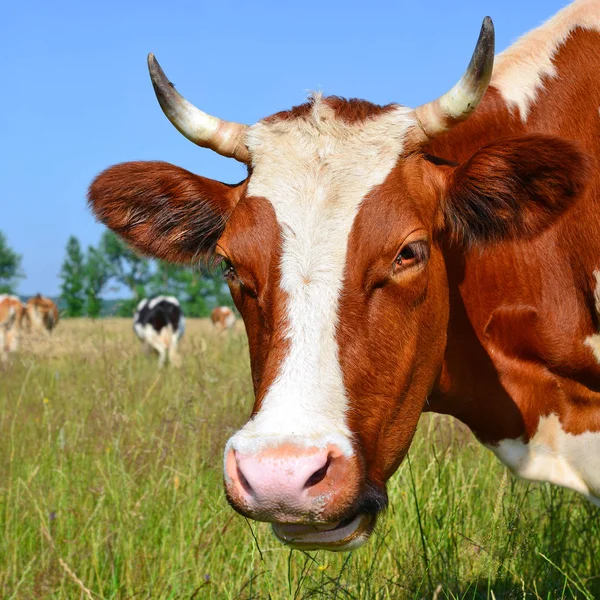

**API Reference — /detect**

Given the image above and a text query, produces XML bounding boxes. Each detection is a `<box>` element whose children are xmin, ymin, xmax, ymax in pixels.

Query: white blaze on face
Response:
<box><xmin>492</xmin><ymin>0</ymin><xmax>600</xmax><ymax>121</ymax></box>
<box><xmin>487</xmin><ymin>413</ymin><xmax>600</xmax><ymax>506</ymax></box>
<box><xmin>226</xmin><ymin>97</ymin><xmax>416</xmax><ymax>457</ymax></box>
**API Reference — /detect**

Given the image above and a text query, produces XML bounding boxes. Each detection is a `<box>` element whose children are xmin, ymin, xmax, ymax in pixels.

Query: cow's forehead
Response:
<box><xmin>246</xmin><ymin>97</ymin><xmax>416</xmax><ymax>205</ymax></box>
<box><xmin>244</xmin><ymin>97</ymin><xmax>418</xmax><ymax>273</ymax></box>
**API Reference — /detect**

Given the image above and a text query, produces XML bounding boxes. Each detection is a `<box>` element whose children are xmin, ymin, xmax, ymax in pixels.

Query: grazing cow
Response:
<box><xmin>133</xmin><ymin>296</ymin><xmax>185</xmax><ymax>367</ymax></box>
<box><xmin>211</xmin><ymin>306</ymin><xmax>236</xmax><ymax>331</ymax></box>
<box><xmin>0</xmin><ymin>295</ymin><xmax>25</xmax><ymax>361</ymax></box>
<box><xmin>89</xmin><ymin>0</ymin><xmax>600</xmax><ymax>551</ymax></box>
<box><xmin>24</xmin><ymin>294</ymin><xmax>59</xmax><ymax>334</ymax></box>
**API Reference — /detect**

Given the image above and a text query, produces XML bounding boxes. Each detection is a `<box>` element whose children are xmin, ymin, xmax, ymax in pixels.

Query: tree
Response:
<box><xmin>59</xmin><ymin>236</ymin><xmax>85</xmax><ymax>317</ymax></box>
<box><xmin>99</xmin><ymin>231</ymin><xmax>150</xmax><ymax>316</ymax></box>
<box><xmin>201</xmin><ymin>265</ymin><xmax>234</xmax><ymax>308</ymax></box>
<box><xmin>85</xmin><ymin>245</ymin><xmax>110</xmax><ymax>318</ymax></box>
<box><xmin>93</xmin><ymin>230</ymin><xmax>234</xmax><ymax>318</ymax></box>
<box><xmin>0</xmin><ymin>231</ymin><xmax>24</xmax><ymax>294</ymax></box>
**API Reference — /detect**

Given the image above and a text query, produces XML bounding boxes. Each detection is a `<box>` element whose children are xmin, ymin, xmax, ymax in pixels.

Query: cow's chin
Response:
<box><xmin>271</xmin><ymin>512</ymin><xmax>375</xmax><ymax>551</ymax></box>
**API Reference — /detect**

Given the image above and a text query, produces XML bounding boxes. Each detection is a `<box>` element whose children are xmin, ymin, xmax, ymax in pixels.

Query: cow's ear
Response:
<box><xmin>440</xmin><ymin>135</ymin><xmax>590</xmax><ymax>245</ymax></box>
<box><xmin>88</xmin><ymin>161</ymin><xmax>243</xmax><ymax>263</ymax></box>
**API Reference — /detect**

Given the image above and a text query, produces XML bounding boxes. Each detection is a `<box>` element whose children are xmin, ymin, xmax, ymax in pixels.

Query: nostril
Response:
<box><xmin>304</xmin><ymin>455</ymin><xmax>332</xmax><ymax>489</ymax></box>
<box><xmin>236</xmin><ymin>463</ymin><xmax>253</xmax><ymax>496</ymax></box>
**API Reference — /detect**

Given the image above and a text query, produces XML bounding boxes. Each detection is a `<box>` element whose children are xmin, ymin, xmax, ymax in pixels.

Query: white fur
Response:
<box><xmin>584</xmin><ymin>269</ymin><xmax>600</xmax><ymax>362</ymax></box>
<box><xmin>0</xmin><ymin>296</ymin><xmax>22</xmax><ymax>358</ymax></box>
<box><xmin>492</xmin><ymin>0</ymin><xmax>600</xmax><ymax>120</ymax></box>
<box><xmin>487</xmin><ymin>413</ymin><xmax>600</xmax><ymax>506</ymax></box>
<box><xmin>226</xmin><ymin>97</ymin><xmax>416</xmax><ymax>458</ymax></box>
<box><xmin>27</xmin><ymin>307</ymin><xmax>44</xmax><ymax>331</ymax></box>
<box><xmin>139</xmin><ymin>323</ymin><xmax>170</xmax><ymax>367</ymax></box>
<box><xmin>224</xmin><ymin>313</ymin><xmax>235</xmax><ymax>329</ymax></box>
<box><xmin>136</xmin><ymin>298</ymin><xmax>149</xmax><ymax>312</ymax></box>
<box><xmin>133</xmin><ymin>297</ymin><xmax>184</xmax><ymax>367</ymax></box>
<box><xmin>135</xmin><ymin>321</ymin><xmax>183</xmax><ymax>367</ymax></box>
<box><xmin>0</xmin><ymin>303</ymin><xmax>15</xmax><ymax>361</ymax></box>
<box><xmin>148</xmin><ymin>295</ymin><xmax>179</xmax><ymax>310</ymax></box>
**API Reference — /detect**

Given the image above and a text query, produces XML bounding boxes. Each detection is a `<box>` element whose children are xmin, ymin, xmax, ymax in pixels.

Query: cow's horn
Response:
<box><xmin>148</xmin><ymin>54</ymin><xmax>250</xmax><ymax>163</ymax></box>
<box><xmin>412</xmin><ymin>17</ymin><xmax>495</xmax><ymax>144</ymax></box>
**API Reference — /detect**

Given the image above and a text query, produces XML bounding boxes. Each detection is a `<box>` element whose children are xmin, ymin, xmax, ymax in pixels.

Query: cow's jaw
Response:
<box><xmin>272</xmin><ymin>512</ymin><xmax>375</xmax><ymax>551</ymax></box>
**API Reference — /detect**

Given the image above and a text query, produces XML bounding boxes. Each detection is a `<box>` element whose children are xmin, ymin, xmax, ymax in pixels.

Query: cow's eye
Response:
<box><xmin>221</xmin><ymin>258</ymin><xmax>237</xmax><ymax>281</ymax></box>
<box><xmin>394</xmin><ymin>241</ymin><xmax>429</xmax><ymax>270</ymax></box>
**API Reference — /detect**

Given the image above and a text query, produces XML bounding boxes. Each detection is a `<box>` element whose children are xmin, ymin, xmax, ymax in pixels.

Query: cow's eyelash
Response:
<box><xmin>220</xmin><ymin>258</ymin><xmax>237</xmax><ymax>281</ymax></box>
<box><xmin>394</xmin><ymin>241</ymin><xmax>430</xmax><ymax>268</ymax></box>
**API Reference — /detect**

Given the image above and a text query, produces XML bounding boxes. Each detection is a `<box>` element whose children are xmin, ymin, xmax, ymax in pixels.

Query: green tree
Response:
<box><xmin>59</xmin><ymin>236</ymin><xmax>86</xmax><ymax>317</ymax></box>
<box><xmin>85</xmin><ymin>245</ymin><xmax>110</xmax><ymax>318</ymax></box>
<box><xmin>202</xmin><ymin>266</ymin><xmax>234</xmax><ymax>308</ymax></box>
<box><xmin>99</xmin><ymin>231</ymin><xmax>150</xmax><ymax>316</ymax></box>
<box><xmin>0</xmin><ymin>231</ymin><xmax>24</xmax><ymax>294</ymax></box>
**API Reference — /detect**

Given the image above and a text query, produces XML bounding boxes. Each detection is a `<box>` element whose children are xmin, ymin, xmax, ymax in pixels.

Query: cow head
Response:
<box><xmin>88</xmin><ymin>19</ymin><xmax>588</xmax><ymax>550</ymax></box>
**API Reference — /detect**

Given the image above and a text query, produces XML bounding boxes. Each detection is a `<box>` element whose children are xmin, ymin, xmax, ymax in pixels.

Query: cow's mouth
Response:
<box><xmin>272</xmin><ymin>512</ymin><xmax>375</xmax><ymax>551</ymax></box>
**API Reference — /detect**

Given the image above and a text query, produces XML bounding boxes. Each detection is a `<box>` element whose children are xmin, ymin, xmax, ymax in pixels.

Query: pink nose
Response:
<box><xmin>225</xmin><ymin>444</ymin><xmax>360</xmax><ymax>522</ymax></box>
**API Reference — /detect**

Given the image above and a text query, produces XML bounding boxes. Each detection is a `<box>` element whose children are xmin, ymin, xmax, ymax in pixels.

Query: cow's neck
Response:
<box><xmin>422</xmin><ymin>14</ymin><xmax>600</xmax><ymax>446</ymax></box>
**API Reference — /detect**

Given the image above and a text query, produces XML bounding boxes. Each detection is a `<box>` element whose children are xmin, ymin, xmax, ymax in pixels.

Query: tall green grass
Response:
<box><xmin>1</xmin><ymin>319</ymin><xmax>599</xmax><ymax>599</ymax></box>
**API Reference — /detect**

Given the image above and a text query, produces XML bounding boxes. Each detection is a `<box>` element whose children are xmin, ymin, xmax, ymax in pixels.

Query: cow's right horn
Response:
<box><xmin>148</xmin><ymin>54</ymin><xmax>250</xmax><ymax>164</ymax></box>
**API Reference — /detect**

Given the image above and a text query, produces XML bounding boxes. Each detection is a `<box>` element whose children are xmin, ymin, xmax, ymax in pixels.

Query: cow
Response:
<box><xmin>89</xmin><ymin>0</ymin><xmax>600</xmax><ymax>551</ymax></box>
<box><xmin>23</xmin><ymin>294</ymin><xmax>59</xmax><ymax>335</ymax></box>
<box><xmin>133</xmin><ymin>296</ymin><xmax>185</xmax><ymax>367</ymax></box>
<box><xmin>0</xmin><ymin>295</ymin><xmax>25</xmax><ymax>361</ymax></box>
<box><xmin>211</xmin><ymin>306</ymin><xmax>236</xmax><ymax>331</ymax></box>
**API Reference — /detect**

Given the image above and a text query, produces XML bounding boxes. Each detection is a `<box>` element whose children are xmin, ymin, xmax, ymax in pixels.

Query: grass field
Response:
<box><xmin>1</xmin><ymin>319</ymin><xmax>599</xmax><ymax>599</ymax></box>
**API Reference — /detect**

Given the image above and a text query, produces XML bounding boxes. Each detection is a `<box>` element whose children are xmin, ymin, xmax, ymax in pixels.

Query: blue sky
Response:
<box><xmin>3</xmin><ymin>0</ymin><xmax>568</xmax><ymax>296</ymax></box>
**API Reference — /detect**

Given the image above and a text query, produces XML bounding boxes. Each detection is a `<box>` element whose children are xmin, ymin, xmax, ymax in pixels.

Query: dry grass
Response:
<box><xmin>1</xmin><ymin>319</ymin><xmax>599</xmax><ymax>599</ymax></box>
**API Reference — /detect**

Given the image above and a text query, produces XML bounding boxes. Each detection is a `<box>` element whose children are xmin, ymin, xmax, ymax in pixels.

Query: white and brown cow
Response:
<box><xmin>211</xmin><ymin>306</ymin><xmax>236</xmax><ymax>331</ymax></box>
<box><xmin>133</xmin><ymin>296</ymin><xmax>185</xmax><ymax>367</ymax></box>
<box><xmin>89</xmin><ymin>0</ymin><xmax>600</xmax><ymax>551</ymax></box>
<box><xmin>23</xmin><ymin>294</ymin><xmax>59</xmax><ymax>335</ymax></box>
<box><xmin>0</xmin><ymin>295</ymin><xmax>25</xmax><ymax>362</ymax></box>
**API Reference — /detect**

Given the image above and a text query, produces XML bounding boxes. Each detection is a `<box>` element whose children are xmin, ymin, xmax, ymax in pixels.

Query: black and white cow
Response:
<box><xmin>133</xmin><ymin>296</ymin><xmax>185</xmax><ymax>367</ymax></box>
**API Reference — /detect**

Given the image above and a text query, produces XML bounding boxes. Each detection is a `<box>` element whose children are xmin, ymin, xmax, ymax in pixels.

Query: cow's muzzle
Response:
<box><xmin>224</xmin><ymin>440</ymin><xmax>387</xmax><ymax>550</ymax></box>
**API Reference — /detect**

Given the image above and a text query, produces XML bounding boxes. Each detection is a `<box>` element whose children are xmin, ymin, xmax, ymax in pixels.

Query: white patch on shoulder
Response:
<box><xmin>492</xmin><ymin>0</ymin><xmax>600</xmax><ymax>120</ymax></box>
<box><xmin>487</xmin><ymin>413</ymin><xmax>600</xmax><ymax>506</ymax></box>
<box><xmin>227</xmin><ymin>97</ymin><xmax>416</xmax><ymax>457</ymax></box>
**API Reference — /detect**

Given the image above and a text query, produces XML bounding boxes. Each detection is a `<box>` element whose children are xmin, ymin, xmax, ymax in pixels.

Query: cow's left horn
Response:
<box><xmin>411</xmin><ymin>17</ymin><xmax>495</xmax><ymax>143</ymax></box>
<box><xmin>148</xmin><ymin>54</ymin><xmax>250</xmax><ymax>163</ymax></box>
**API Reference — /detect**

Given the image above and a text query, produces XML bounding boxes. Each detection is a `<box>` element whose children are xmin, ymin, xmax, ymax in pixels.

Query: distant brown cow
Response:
<box><xmin>0</xmin><ymin>295</ymin><xmax>25</xmax><ymax>361</ymax></box>
<box><xmin>211</xmin><ymin>306</ymin><xmax>236</xmax><ymax>331</ymax></box>
<box><xmin>24</xmin><ymin>294</ymin><xmax>59</xmax><ymax>334</ymax></box>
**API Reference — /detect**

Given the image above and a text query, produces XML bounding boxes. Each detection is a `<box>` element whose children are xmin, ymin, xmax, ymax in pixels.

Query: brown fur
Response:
<box><xmin>422</xmin><ymin>27</ymin><xmax>600</xmax><ymax>444</ymax></box>
<box><xmin>217</xmin><ymin>195</ymin><xmax>288</xmax><ymax>406</ymax></box>
<box><xmin>88</xmin><ymin>162</ymin><xmax>245</xmax><ymax>264</ymax></box>
<box><xmin>24</xmin><ymin>295</ymin><xmax>59</xmax><ymax>333</ymax></box>
<box><xmin>0</xmin><ymin>296</ymin><xmax>25</xmax><ymax>360</ymax></box>
<box><xmin>443</xmin><ymin>135</ymin><xmax>589</xmax><ymax>245</ymax></box>
<box><xmin>264</xmin><ymin>95</ymin><xmax>397</xmax><ymax>125</ymax></box>
<box><xmin>87</xmin><ymin>13</ymin><xmax>600</xmax><ymax>507</ymax></box>
<box><xmin>210</xmin><ymin>306</ymin><xmax>236</xmax><ymax>330</ymax></box>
